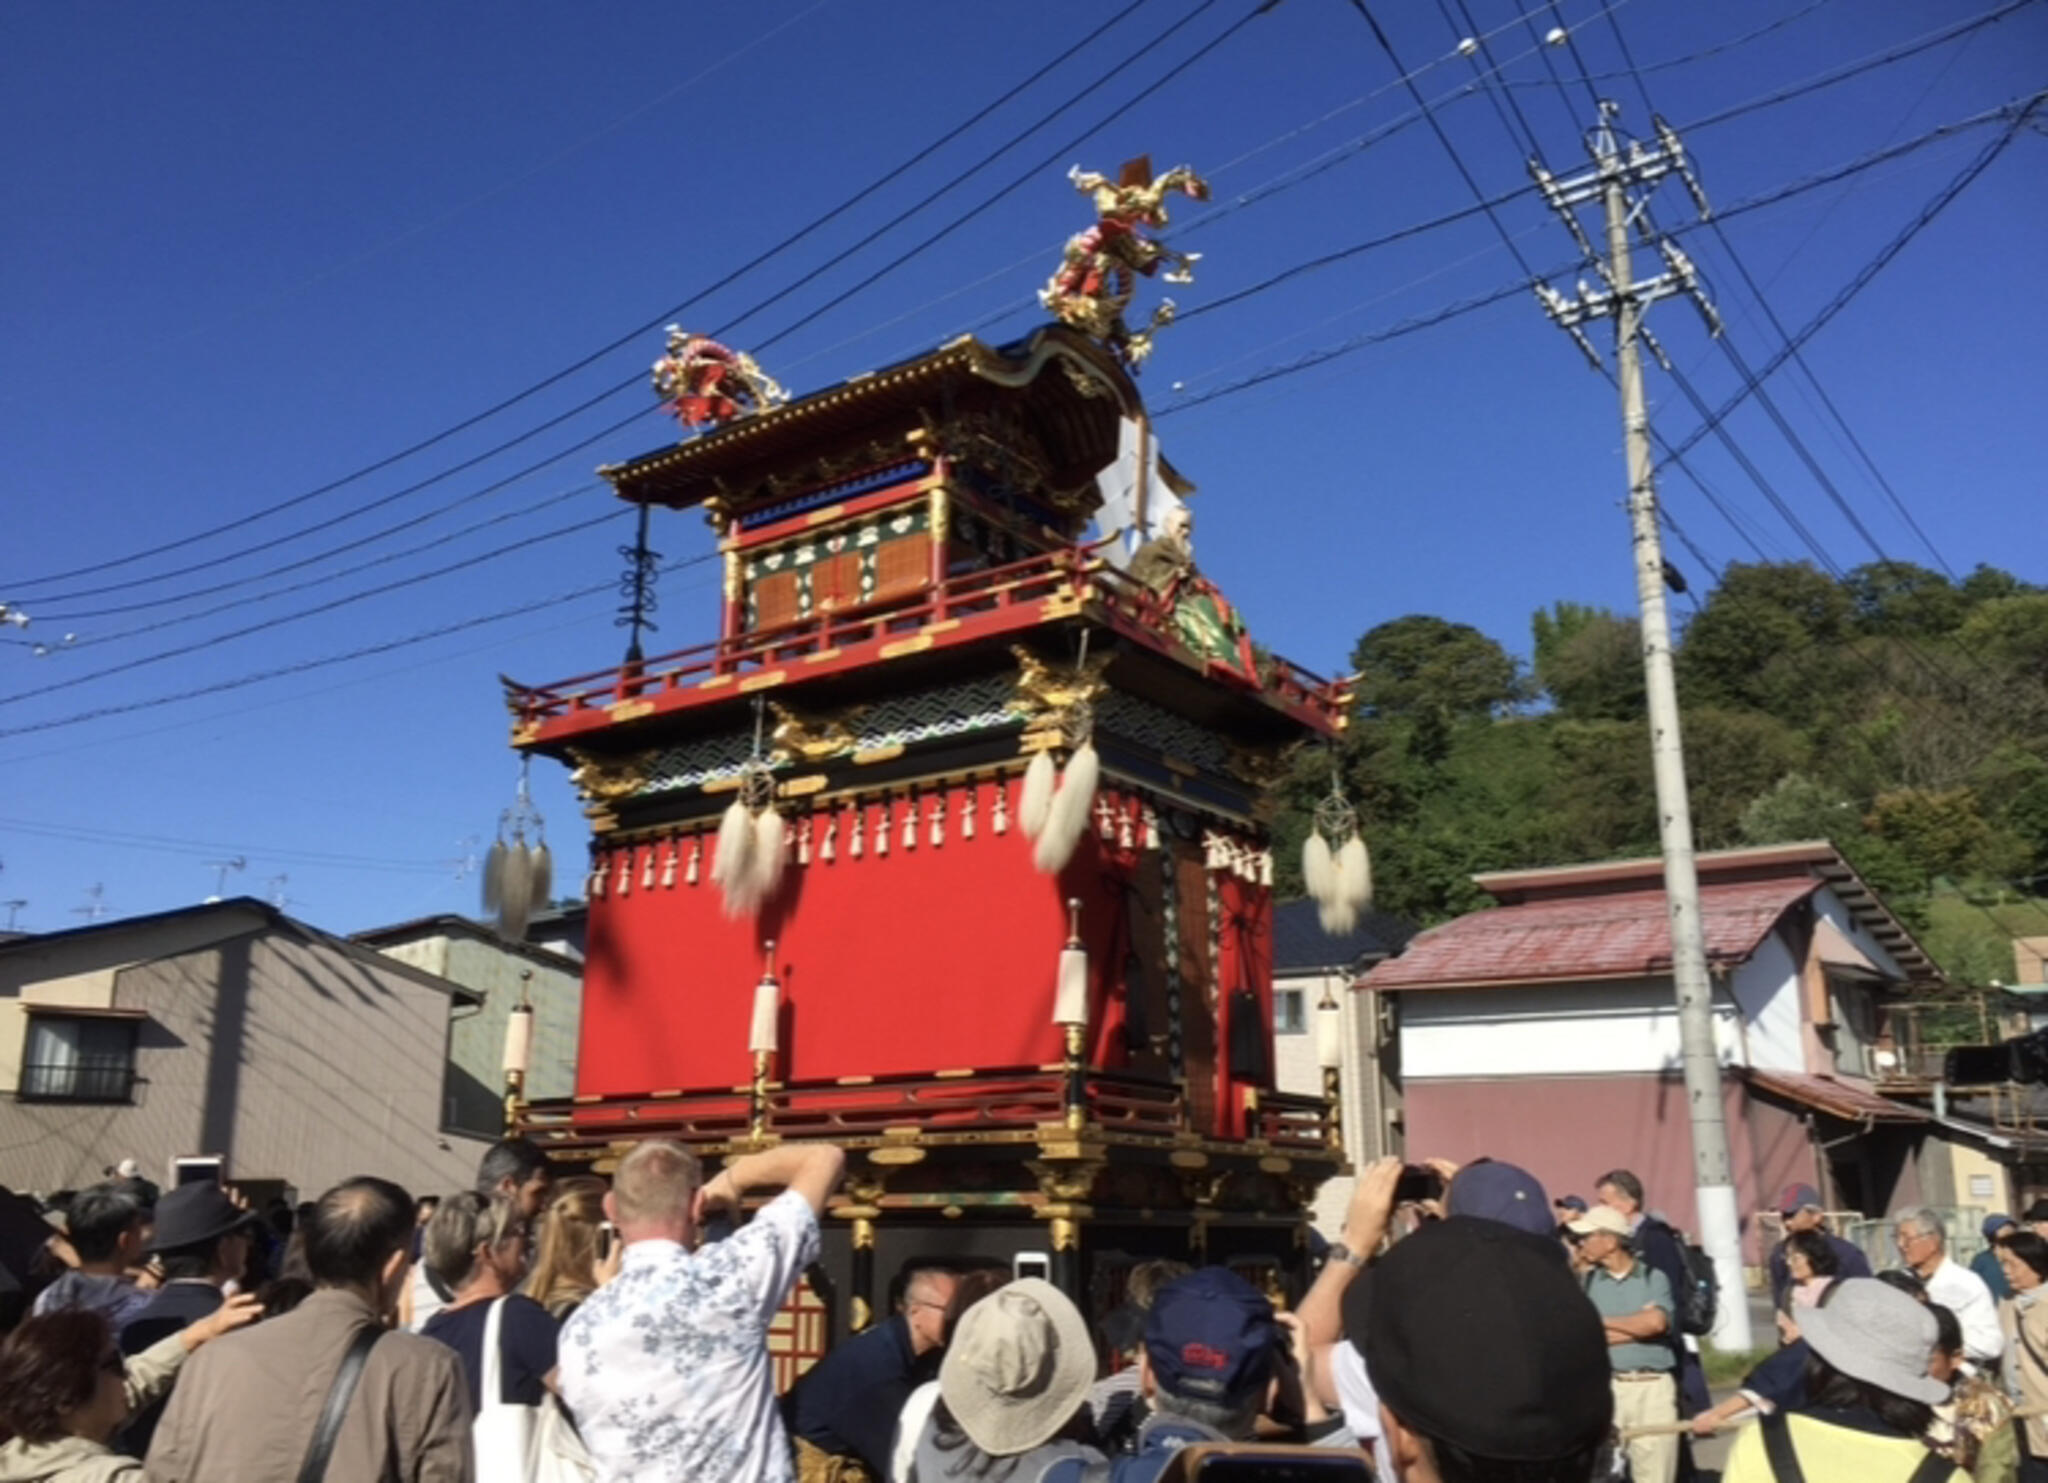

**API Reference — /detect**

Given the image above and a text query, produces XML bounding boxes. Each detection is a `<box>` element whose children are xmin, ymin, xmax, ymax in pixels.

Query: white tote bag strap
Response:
<box><xmin>481</xmin><ymin>1296</ymin><xmax>507</xmax><ymax>1409</ymax></box>
<box><xmin>472</xmin><ymin>1296</ymin><xmax>539</xmax><ymax>1479</ymax></box>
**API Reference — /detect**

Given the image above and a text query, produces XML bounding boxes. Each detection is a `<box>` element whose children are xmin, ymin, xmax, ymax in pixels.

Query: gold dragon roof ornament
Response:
<box><xmin>1039</xmin><ymin>156</ymin><xmax>1209</xmax><ymax>369</ymax></box>
<box><xmin>650</xmin><ymin>326</ymin><xmax>788</xmax><ymax>432</ymax></box>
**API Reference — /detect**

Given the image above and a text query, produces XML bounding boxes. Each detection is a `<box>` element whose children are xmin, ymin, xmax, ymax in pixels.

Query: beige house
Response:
<box><xmin>1268</xmin><ymin>899</ymin><xmax>1411</xmax><ymax>1234</ymax></box>
<box><xmin>0</xmin><ymin>898</ymin><xmax>489</xmax><ymax>1202</ymax></box>
<box><xmin>354</xmin><ymin>914</ymin><xmax>581</xmax><ymax>1140</ymax></box>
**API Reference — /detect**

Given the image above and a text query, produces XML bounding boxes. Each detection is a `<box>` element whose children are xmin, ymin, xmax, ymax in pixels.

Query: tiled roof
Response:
<box><xmin>1364</xmin><ymin>876</ymin><xmax>1820</xmax><ymax>991</ymax></box>
<box><xmin>1271</xmin><ymin>899</ymin><xmax>1413</xmax><ymax>973</ymax></box>
<box><xmin>1743</xmin><ymin>1068</ymin><xmax>1929</xmax><ymax>1124</ymax></box>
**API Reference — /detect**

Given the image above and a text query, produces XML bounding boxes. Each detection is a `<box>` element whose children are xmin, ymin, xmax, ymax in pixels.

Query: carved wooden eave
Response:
<box><xmin>598</xmin><ymin>326</ymin><xmax>1141</xmax><ymax>515</ymax></box>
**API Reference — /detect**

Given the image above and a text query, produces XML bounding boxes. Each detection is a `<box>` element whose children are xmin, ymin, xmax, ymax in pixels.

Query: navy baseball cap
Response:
<box><xmin>1144</xmin><ymin>1267</ymin><xmax>1277</xmax><ymax>1403</ymax></box>
<box><xmin>1445</xmin><ymin>1159</ymin><xmax>1554</xmax><ymax>1239</ymax></box>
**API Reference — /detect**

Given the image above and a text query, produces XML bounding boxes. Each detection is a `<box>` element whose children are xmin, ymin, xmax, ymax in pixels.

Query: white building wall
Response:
<box><xmin>1400</xmin><ymin>977</ymin><xmax>1744</xmax><ymax>1080</ymax></box>
<box><xmin>1813</xmin><ymin>886</ymin><xmax>1910</xmax><ymax>976</ymax></box>
<box><xmin>1728</xmin><ymin>928</ymin><xmax>1804</xmax><ymax>1073</ymax></box>
<box><xmin>1275</xmin><ymin>968</ymin><xmax>1390</xmax><ymax>1235</ymax></box>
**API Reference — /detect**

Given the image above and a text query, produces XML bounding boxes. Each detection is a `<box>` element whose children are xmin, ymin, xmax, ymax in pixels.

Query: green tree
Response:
<box><xmin>1740</xmin><ymin>774</ymin><xmax>1859</xmax><ymax>846</ymax></box>
<box><xmin>1350</xmin><ymin>615</ymin><xmax>1525</xmax><ymax>760</ymax></box>
<box><xmin>1959</xmin><ymin>564</ymin><xmax>2039</xmax><ymax>607</ymax></box>
<box><xmin>1865</xmin><ymin>787</ymin><xmax>1996</xmax><ymax>882</ymax></box>
<box><xmin>1844</xmin><ymin>561</ymin><xmax>1967</xmax><ymax>638</ymax></box>
<box><xmin>1682</xmin><ymin>709</ymin><xmax>1808</xmax><ymax>847</ymax></box>
<box><xmin>1532</xmin><ymin>603</ymin><xmax>1645</xmax><ymax>721</ymax></box>
<box><xmin>1958</xmin><ymin>595</ymin><xmax>2048</xmax><ymax>686</ymax></box>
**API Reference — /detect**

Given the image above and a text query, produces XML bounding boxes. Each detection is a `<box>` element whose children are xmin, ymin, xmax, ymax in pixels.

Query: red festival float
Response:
<box><xmin>500</xmin><ymin>161</ymin><xmax>1356</xmax><ymax>1353</ymax></box>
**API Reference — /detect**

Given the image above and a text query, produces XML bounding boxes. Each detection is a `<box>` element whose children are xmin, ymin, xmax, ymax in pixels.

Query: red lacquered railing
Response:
<box><xmin>515</xmin><ymin>1065</ymin><xmax>1206</xmax><ymax>1152</ymax></box>
<box><xmin>508</xmin><ymin>548</ymin><xmax>1350</xmax><ymax>733</ymax></box>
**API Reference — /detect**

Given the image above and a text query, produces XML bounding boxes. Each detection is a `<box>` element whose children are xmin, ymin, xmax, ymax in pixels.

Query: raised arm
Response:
<box><xmin>1300</xmin><ymin>1157</ymin><xmax>1403</xmax><ymax>1409</ymax></box>
<box><xmin>700</xmin><ymin>1142</ymin><xmax>847</xmax><ymax>1220</ymax></box>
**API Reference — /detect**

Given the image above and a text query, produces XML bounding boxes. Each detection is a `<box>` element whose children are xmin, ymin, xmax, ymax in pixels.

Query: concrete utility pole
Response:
<box><xmin>1533</xmin><ymin>104</ymin><xmax>1752</xmax><ymax>1351</ymax></box>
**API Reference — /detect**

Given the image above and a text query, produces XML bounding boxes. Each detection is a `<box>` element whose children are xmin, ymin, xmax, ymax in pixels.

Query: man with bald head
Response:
<box><xmin>149</xmin><ymin>1175</ymin><xmax>473</xmax><ymax>1481</ymax></box>
<box><xmin>788</xmin><ymin>1262</ymin><xmax>959</xmax><ymax>1481</ymax></box>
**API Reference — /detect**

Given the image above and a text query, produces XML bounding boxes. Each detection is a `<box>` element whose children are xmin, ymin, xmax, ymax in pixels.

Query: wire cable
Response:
<box><xmin>0</xmin><ymin>554</ymin><xmax>714</xmax><ymax>742</ymax></box>
<box><xmin>0</xmin><ymin>507</ymin><xmax>636</xmax><ymax>706</ymax></box>
<box><xmin>61</xmin><ymin>485</ymin><xmax>599</xmax><ymax>645</ymax></box>
<box><xmin>2</xmin><ymin>0</ymin><xmax>1167</xmax><ymax>594</ymax></box>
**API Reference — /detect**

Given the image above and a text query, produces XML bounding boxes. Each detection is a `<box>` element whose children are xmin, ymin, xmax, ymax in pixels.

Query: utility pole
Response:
<box><xmin>1534</xmin><ymin>105</ymin><xmax>1752</xmax><ymax>1351</ymax></box>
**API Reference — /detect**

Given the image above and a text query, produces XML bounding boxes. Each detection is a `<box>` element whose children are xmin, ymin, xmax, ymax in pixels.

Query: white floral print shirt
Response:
<box><xmin>560</xmin><ymin>1190</ymin><xmax>819</xmax><ymax>1483</ymax></box>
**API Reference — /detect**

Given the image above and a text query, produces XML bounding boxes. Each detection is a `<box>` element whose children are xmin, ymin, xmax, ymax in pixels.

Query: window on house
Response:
<box><xmin>18</xmin><ymin>1011</ymin><xmax>142</xmax><ymax>1102</ymax></box>
<box><xmin>1274</xmin><ymin>988</ymin><xmax>1307</xmax><ymax>1035</ymax></box>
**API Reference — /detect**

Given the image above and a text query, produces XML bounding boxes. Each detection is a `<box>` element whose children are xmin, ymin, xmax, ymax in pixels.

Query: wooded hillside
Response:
<box><xmin>1271</xmin><ymin>560</ymin><xmax>2048</xmax><ymax>984</ymax></box>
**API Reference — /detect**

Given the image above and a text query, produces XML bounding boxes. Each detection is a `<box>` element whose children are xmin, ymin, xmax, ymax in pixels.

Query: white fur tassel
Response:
<box><xmin>1019</xmin><ymin>749</ymin><xmax>1057</xmax><ymax>841</ymax></box>
<box><xmin>749</xmin><ymin>809</ymin><xmax>787</xmax><ymax>904</ymax></box>
<box><xmin>1033</xmin><ymin>741</ymin><xmax>1098</xmax><ymax>875</ymax></box>
<box><xmin>1319</xmin><ymin>899</ymin><xmax>1359</xmax><ymax>936</ymax></box>
<box><xmin>712</xmin><ymin>798</ymin><xmax>755</xmax><ymax>909</ymax></box>
<box><xmin>1337</xmin><ymin>832</ymin><xmax>1373</xmax><ymax>911</ymax></box>
<box><xmin>1303</xmin><ymin>833</ymin><xmax>1335</xmax><ymax>906</ymax></box>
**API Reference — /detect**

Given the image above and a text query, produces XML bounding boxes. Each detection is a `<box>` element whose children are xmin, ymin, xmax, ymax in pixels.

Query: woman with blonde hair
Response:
<box><xmin>523</xmin><ymin>1176</ymin><xmax>609</xmax><ymax>1321</ymax></box>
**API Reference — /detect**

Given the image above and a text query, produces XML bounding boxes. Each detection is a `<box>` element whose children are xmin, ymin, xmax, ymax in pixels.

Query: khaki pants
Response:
<box><xmin>1613</xmin><ymin>1370</ymin><xmax>1678</xmax><ymax>1483</ymax></box>
<box><xmin>793</xmin><ymin>1438</ymin><xmax>872</xmax><ymax>1483</ymax></box>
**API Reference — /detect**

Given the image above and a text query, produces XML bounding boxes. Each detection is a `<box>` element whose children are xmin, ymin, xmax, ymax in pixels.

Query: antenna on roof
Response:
<box><xmin>204</xmin><ymin>857</ymin><xmax>246</xmax><ymax>903</ymax></box>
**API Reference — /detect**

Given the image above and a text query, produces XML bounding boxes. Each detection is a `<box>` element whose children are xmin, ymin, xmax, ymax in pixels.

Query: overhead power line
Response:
<box><xmin>1156</xmin><ymin>94</ymin><xmax>2033</xmax><ymax>414</ymax></box>
<box><xmin>0</xmin><ymin>816</ymin><xmax>451</xmax><ymax>875</ymax></box>
<box><xmin>50</xmin><ymin>484</ymin><xmax>596</xmax><ymax>635</ymax></box>
<box><xmin>0</xmin><ymin>554</ymin><xmax>716</xmax><ymax>742</ymax></box>
<box><xmin>1655</xmin><ymin>92</ymin><xmax>2046</xmax><ymax>475</ymax></box>
<box><xmin>0</xmin><ymin>507</ymin><xmax>635</xmax><ymax>706</ymax></box>
<box><xmin>1</xmin><ymin>0</ymin><xmax>1168</xmax><ymax>595</ymax></box>
<box><xmin>1503</xmin><ymin>0</ymin><xmax>1838</xmax><ymax>85</ymax></box>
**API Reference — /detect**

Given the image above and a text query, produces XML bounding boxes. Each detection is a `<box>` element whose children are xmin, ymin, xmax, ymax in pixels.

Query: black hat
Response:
<box><xmin>1347</xmin><ymin>1219</ymin><xmax>1612</xmax><ymax>1462</ymax></box>
<box><xmin>146</xmin><ymin>1182</ymin><xmax>257</xmax><ymax>1254</ymax></box>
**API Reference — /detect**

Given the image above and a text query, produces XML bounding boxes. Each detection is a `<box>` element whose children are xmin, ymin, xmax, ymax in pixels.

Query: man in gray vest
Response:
<box><xmin>1568</xmin><ymin>1204</ymin><xmax>1677</xmax><ymax>1483</ymax></box>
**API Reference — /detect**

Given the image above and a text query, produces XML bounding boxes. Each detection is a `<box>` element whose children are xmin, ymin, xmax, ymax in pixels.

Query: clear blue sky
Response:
<box><xmin>3</xmin><ymin>0</ymin><xmax>2043</xmax><ymax>934</ymax></box>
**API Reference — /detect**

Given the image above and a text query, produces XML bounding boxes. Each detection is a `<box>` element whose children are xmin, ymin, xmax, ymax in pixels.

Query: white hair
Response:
<box><xmin>1895</xmin><ymin>1206</ymin><xmax>1946</xmax><ymax>1244</ymax></box>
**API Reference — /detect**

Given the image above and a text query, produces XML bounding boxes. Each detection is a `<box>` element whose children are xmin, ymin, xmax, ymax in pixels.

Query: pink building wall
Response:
<box><xmin>1403</xmin><ymin>1073</ymin><xmax>1817</xmax><ymax>1264</ymax></box>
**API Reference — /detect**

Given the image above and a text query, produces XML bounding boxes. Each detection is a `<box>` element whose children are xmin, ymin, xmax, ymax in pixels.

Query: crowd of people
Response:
<box><xmin>3</xmin><ymin>1144</ymin><xmax>2045</xmax><ymax>1483</ymax></box>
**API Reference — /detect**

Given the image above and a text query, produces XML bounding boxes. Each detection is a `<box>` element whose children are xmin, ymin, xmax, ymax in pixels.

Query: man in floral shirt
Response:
<box><xmin>560</xmin><ymin>1139</ymin><xmax>846</xmax><ymax>1483</ymax></box>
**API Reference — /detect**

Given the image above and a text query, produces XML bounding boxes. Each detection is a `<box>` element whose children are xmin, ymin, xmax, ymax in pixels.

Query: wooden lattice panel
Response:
<box><xmin>871</xmin><ymin>533</ymin><xmax>930</xmax><ymax>602</ymax></box>
<box><xmin>768</xmin><ymin>1276</ymin><xmax>830</xmax><ymax>1394</ymax></box>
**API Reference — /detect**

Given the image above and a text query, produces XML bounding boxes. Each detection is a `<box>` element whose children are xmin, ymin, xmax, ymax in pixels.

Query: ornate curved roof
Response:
<box><xmin>600</xmin><ymin>325</ymin><xmax>1142</xmax><ymax>513</ymax></box>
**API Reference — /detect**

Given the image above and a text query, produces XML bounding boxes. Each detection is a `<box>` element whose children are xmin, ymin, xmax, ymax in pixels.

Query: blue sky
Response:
<box><xmin>3</xmin><ymin>0</ymin><xmax>2043</xmax><ymax>934</ymax></box>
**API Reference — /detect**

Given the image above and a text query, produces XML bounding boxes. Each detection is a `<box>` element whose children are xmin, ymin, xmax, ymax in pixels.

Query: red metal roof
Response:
<box><xmin>1365</xmin><ymin>876</ymin><xmax>1820</xmax><ymax>992</ymax></box>
<box><xmin>1742</xmin><ymin>1068</ymin><xmax>1929</xmax><ymax>1124</ymax></box>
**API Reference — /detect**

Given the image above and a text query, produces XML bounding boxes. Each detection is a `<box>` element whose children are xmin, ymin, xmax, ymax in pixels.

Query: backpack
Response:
<box><xmin>1664</xmin><ymin>1225</ymin><xmax>1719</xmax><ymax>1338</ymax></box>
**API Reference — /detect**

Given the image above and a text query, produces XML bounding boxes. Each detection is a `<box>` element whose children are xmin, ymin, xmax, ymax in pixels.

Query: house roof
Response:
<box><xmin>1366</xmin><ymin>876</ymin><xmax>1820</xmax><ymax>992</ymax></box>
<box><xmin>1272</xmin><ymin>900</ymin><xmax>1413</xmax><ymax>974</ymax></box>
<box><xmin>1367</xmin><ymin>840</ymin><xmax>1940</xmax><ymax>994</ymax></box>
<box><xmin>1742</xmin><ymin>1068</ymin><xmax>1929</xmax><ymax>1124</ymax></box>
<box><xmin>352</xmin><ymin>914</ymin><xmax>583</xmax><ymax>975</ymax></box>
<box><xmin>1475</xmin><ymin>841</ymin><xmax>1937</xmax><ymax>979</ymax></box>
<box><xmin>0</xmin><ymin>897</ymin><xmax>483</xmax><ymax>1005</ymax></box>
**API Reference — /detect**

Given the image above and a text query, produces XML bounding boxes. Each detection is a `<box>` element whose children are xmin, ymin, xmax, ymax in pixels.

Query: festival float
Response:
<box><xmin>496</xmin><ymin>158</ymin><xmax>1360</xmax><ymax>1361</ymax></box>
